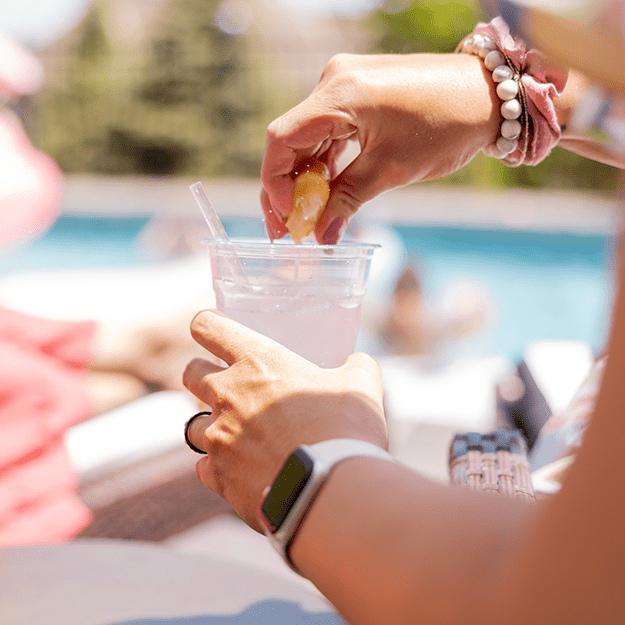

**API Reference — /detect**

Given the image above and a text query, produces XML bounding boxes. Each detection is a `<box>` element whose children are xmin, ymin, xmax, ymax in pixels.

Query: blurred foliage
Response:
<box><xmin>367</xmin><ymin>0</ymin><xmax>621</xmax><ymax>193</ymax></box>
<box><xmin>31</xmin><ymin>0</ymin><xmax>622</xmax><ymax>191</ymax></box>
<box><xmin>33</xmin><ymin>0</ymin><xmax>292</xmax><ymax>177</ymax></box>
<box><xmin>372</xmin><ymin>0</ymin><xmax>484</xmax><ymax>53</ymax></box>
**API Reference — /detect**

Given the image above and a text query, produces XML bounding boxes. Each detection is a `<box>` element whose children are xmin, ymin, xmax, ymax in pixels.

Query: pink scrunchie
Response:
<box><xmin>475</xmin><ymin>17</ymin><xmax>569</xmax><ymax>166</ymax></box>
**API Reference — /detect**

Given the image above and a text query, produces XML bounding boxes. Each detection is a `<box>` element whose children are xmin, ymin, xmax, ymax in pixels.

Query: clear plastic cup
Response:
<box><xmin>203</xmin><ymin>239</ymin><xmax>378</xmax><ymax>368</ymax></box>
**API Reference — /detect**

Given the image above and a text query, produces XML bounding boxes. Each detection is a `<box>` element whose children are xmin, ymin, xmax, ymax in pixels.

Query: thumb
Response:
<box><xmin>315</xmin><ymin>150</ymin><xmax>405</xmax><ymax>244</ymax></box>
<box><xmin>190</xmin><ymin>309</ymin><xmax>286</xmax><ymax>365</ymax></box>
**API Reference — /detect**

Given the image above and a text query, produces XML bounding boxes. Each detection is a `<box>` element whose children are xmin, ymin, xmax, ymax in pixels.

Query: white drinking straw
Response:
<box><xmin>190</xmin><ymin>181</ymin><xmax>248</xmax><ymax>283</ymax></box>
<box><xmin>190</xmin><ymin>181</ymin><xmax>231</xmax><ymax>241</ymax></box>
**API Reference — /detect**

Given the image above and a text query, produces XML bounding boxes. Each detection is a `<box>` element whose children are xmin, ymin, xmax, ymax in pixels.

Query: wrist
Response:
<box><xmin>454</xmin><ymin>53</ymin><xmax>503</xmax><ymax>150</ymax></box>
<box><xmin>458</xmin><ymin>17</ymin><xmax>570</xmax><ymax>166</ymax></box>
<box><xmin>404</xmin><ymin>53</ymin><xmax>502</xmax><ymax>164</ymax></box>
<box><xmin>457</xmin><ymin>33</ymin><xmax>527</xmax><ymax>163</ymax></box>
<box><xmin>257</xmin><ymin>439</ymin><xmax>394</xmax><ymax>576</ymax></box>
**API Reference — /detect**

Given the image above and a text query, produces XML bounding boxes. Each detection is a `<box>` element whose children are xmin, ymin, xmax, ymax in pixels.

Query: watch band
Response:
<box><xmin>257</xmin><ymin>438</ymin><xmax>394</xmax><ymax>575</ymax></box>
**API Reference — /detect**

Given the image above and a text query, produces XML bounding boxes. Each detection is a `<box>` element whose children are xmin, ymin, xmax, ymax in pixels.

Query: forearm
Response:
<box><xmin>291</xmin><ymin>457</ymin><xmax>535</xmax><ymax>625</ymax></box>
<box><xmin>556</xmin><ymin>137</ymin><xmax>625</xmax><ymax>170</ymax></box>
<box><xmin>554</xmin><ymin>69</ymin><xmax>625</xmax><ymax>169</ymax></box>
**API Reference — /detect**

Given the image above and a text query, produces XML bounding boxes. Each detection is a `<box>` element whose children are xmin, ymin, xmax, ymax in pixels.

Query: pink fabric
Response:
<box><xmin>0</xmin><ymin>33</ymin><xmax>44</xmax><ymax>97</ymax></box>
<box><xmin>0</xmin><ymin>112</ymin><xmax>63</xmax><ymax>249</ymax></box>
<box><xmin>0</xmin><ymin>31</ymin><xmax>95</xmax><ymax>546</ymax></box>
<box><xmin>475</xmin><ymin>17</ymin><xmax>569</xmax><ymax>166</ymax></box>
<box><xmin>0</xmin><ymin>33</ymin><xmax>62</xmax><ymax>248</ymax></box>
<box><xmin>0</xmin><ymin>306</ymin><xmax>96</xmax><ymax>546</ymax></box>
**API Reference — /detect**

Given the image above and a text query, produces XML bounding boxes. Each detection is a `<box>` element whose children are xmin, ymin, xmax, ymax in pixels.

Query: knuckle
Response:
<box><xmin>361</xmin><ymin>351</ymin><xmax>382</xmax><ymax>374</ymax></box>
<box><xmin>182</xmin><ymin>365</ymin><xmax>193</xmax><ymax>390</ymax></box>
<box><xmin>348</xmin><ymin>352</ymin><xmax>382</xmax><ymax>383</ymax></box>
<box><xmin>181</xmin><ymin>359</ymin><xmax>198</xmax><ymax>389</ymax></box>
<box><xmin>204</xmin><ymin>431</ymin><xmax>227</xmax><ymax>458</ymax></box>
<box><xmin>265</xmin><ymin>115</ymin><xmax>292</xmax><ymax>145</ymax></box>
<box><xmin>182</xmin><ymin>357</ymin><xmax>205</xmax><ymax>388</ymax></box>
<box><xmin>265</xmin><ymin>118</ymin><xmax>281</xmax><ymax>143</ymax></box>
<box><xmin>332</xmin><ymin>186</ymin><xmax>365</xmax><ymax>218</ymax></box>
<box><xmin>322</xmin><ymin>53</ymin><xmax>355</xmax><ymax>79</ymax></box>
<box><xmin>211</xmin><ymin>395</ymin><xmax>230</xmax><ymax>417</ymax></box>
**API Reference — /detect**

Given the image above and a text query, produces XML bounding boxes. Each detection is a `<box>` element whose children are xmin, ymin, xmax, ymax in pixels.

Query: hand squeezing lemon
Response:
<box><xmin>285</xmin><ymin>158</ymin><xmax>330</xmax><ymax>243</ymax></box>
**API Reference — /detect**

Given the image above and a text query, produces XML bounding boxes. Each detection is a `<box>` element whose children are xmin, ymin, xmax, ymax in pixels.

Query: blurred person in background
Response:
<box><xmin>378</xmin><ymin>263</ymin><xmax>490</xmax><ymax>359</ymax></box>
<box><xmin>183</xmin><ymin>1</ymin><xmax>625</xmax><ymax>623</ymax></box>
<box><xmin>350</xmin><ymin>220</ymin><xmax>491</xmax><ymax>360</ymax></box>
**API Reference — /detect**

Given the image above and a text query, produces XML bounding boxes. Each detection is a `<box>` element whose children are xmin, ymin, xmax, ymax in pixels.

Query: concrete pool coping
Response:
<box><xmin>61</xmin><ymin>175</ymin><xmax>621</xmax><ymax>235</ymax></box>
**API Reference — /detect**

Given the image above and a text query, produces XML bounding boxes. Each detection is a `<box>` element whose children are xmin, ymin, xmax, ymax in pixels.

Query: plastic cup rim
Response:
<box><xmin>201</xmin><ymin>238</ymin><xmax>380</xmax><ymax>257</ymax></box>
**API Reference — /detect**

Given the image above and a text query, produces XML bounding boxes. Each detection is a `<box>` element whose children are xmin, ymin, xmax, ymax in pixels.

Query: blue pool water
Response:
<box><xmin>224</xmin><ymin>216</ymin><xmax>614</xmax><ymax>362</ymax></box>
<box><xmin>0</xmin><ymin>214</ymin><xmax>614</xmax><ymax>364</ymax></box>
<box><xmin>392</xmin><ymin>225</ymin><xmax>613</xmax><ymax>362</ymax></box>
<box><xmin>0</xmin><ymin>215</ymin><xmax>153</xmax><ymax>272</ymax></box>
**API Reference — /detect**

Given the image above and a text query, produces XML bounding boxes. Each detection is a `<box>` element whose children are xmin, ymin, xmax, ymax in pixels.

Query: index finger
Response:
<box><xmin>260</xmin><ymin>186</ymin><xmax>289</xmax><ymax>241</ymax></box>
<box><xmin>261</xmin><ymin>104</ymin><xmax>356</xmax><ymax>219</ymax></box>
<box><xmin>190</xmin><ymin>309</ymin><xmax>280</xmax><ymax>366</ymax></box>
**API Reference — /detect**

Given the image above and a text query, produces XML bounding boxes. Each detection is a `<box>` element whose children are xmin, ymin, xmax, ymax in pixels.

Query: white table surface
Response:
<box><xmin>0</xmin><ymin>539</ymin><xmax>345</xmax><ymax>625</ymax></box>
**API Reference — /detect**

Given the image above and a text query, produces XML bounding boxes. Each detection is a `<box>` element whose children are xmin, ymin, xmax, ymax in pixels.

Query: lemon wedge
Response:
<box><xmin>286</xmin><ymin>158</ymin><xmax>330</xmax><ymax>243</ymax></box>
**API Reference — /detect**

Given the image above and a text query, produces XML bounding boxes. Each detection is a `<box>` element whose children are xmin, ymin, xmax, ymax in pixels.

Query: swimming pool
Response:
<box><xmin>0</xmin><ymin>213</ymin><xmax>613</xmax><ymax>364</ymax></box>
<box><xmin>393</xmin><ymin>224</ymin><xmax>613</xmax><ymax>362</ymax></box>
<box><xmin>224</xmin><ymin>216</ymin><xmax>614</xmax><ymax>362</ymax></box>
<box><xmin>0</xmin><ymin>214</ymin><xmax>153</xmax><ymax>272</ymax></box>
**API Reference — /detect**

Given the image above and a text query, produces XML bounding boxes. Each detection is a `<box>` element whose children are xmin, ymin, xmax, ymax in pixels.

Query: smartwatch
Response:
<box><xmin>257</xmin><ymin>438</ymin><xmax>394</xmax><ymax>575</ymax></box>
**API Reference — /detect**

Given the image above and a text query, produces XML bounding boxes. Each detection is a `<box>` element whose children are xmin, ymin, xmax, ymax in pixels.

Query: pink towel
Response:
<box><xmin>0</xmin><ymin>32</ymin><xmax>96</xmax><ymax>545</ymax></box>
<box><xmin>0</xmin><ymin>306</ymin><xmax>96</xmax><ymax>546</ymax></box>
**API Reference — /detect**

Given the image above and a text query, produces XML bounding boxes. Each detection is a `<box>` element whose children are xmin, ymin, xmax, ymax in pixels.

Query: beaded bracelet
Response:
<box><xmin>456</xmin><ymin>32</ymin><xmax>529</xmax><ymax>166</ymax></box>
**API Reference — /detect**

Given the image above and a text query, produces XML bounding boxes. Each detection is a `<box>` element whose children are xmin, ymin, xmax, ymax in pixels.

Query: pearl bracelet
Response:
<box><xmin>457</xmin><ymin>32</ymin><xmax>528</xmax><ymax>164</ymax></box>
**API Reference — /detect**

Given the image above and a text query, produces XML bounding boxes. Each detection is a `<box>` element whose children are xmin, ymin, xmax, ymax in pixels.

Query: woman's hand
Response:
<box><xmin>260</xmin><ymin>52</ymin><xmax>500</xmax><ymax>244</ymax></box>
<box><xmin>182</xmin><ymin>310</ymin><xmax>387</xmax><ymax>531</ymax></box>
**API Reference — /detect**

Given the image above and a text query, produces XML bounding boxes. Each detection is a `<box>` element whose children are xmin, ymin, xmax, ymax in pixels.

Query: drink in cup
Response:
<box><xmin>204</xmin><ymin>239</ymin><xmax>378</xmax><ymax>368</ymax></box>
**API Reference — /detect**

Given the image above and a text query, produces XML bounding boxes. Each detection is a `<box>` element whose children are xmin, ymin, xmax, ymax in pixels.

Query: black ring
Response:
<box><xmin>184</xmin><ymin>411</ymin><xmax>212</xmax><ymax>455</ymax></box>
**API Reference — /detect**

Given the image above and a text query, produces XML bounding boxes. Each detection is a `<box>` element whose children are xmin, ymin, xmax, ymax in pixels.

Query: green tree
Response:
<box><xmin>34</xmin><ymin>0</ymin><xmax>290</xmax><ymax>177</ymax></box>
<box><xmin>371</xmin><ymin>0</ymin><xmax>482</xmax><ymax>54</ymax></box>
<box><xmin>34</xmin><ymin>3</ymin><xmax>124</xmax><ymax>173</ymax></box>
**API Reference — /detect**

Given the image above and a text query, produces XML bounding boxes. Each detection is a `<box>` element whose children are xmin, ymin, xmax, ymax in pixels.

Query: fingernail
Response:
<box><xmin>323</xmin><ymin>217</ymin><xmax>347</xmax><ymax>245</ymax></box>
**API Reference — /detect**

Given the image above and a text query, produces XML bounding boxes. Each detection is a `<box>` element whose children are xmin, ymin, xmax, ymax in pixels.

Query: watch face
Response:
<box><xmin>261</xmin><ymin>448</ymin><xmax>314</xmax><ymax>533</ymax></box>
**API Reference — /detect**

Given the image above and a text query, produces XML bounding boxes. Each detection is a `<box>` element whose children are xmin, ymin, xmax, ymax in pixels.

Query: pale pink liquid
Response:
<box><xmin>216</xmin><ymin>283</ymin><xmax>363</xmax><ymax>368</ymax></box>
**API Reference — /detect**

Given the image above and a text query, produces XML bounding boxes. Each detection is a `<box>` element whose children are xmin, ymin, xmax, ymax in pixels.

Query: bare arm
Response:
<box><xmin>183</xmin><ymin>51</ymin><xmax>625</xmax><ymax>625</ymax></box>
<box><xmin>291</xmin><ymin>458</ymin><xmax>535</xmax><ymax>625</ymax></box>
<box><xmin>261</xmin><ymin>54</ymin><xmax>623</xmax><ymax>244</ymax></box>
<box><xmin>182</xmin><ymin>312</ymin><xmax>537</xmax><ymax>624</ymax></box>
<box><xmin>183</xmin><ymin>246</ymin><xmax>625</xmax><ymax>624</ymax></box>
<box><xmin>482</xmin><ymin>235</ymin><xmax>625</xmax><ymax>624</ymax></box>
<box><xmin>289</xmin><ymin>238</ymin><xmax>625</xmax><ymax>625</ymax></box>
<box><xmin>555</xmin><ymin>69</ymin><xmax>625</xmax><ymax>169</ymax></box>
